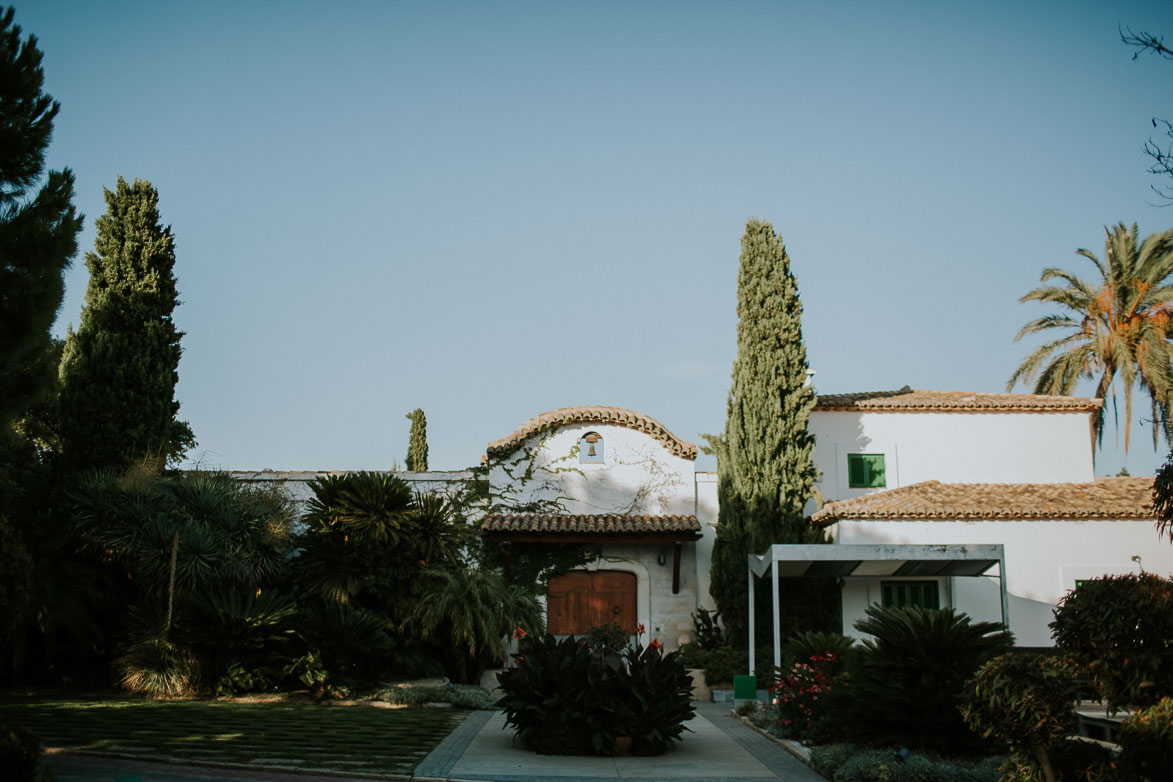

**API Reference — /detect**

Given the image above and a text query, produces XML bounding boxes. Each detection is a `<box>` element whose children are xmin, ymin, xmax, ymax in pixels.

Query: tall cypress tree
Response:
<box><xmin>58</xmin><ymin>177</ymin><xmax>194</xmax><ymax>473</ymax></box>
<box><xmin>406</xmin><ymin>408</ymin><xmax>428</xmax><ymax>471</ymax></box>
<box><xmin>0</xmin><ymin>7</ymin><xmax>82</xmax><ymax>427</ymax></box>
<box><xmin>707</xmin><ymin>218</ymin><xmax>821</xmax><ymax>647</ymax></box>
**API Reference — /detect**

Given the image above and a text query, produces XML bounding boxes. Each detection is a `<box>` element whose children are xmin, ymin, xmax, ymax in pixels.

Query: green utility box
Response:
<box><xmin>732</xmin><ymin>674</ymin><xmax>757</xmax><ymax>699</ymax></box>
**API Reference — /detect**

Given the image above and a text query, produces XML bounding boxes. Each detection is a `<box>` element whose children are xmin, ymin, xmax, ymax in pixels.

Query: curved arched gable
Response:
<box><xmin>486</xmin><ymin>406</ymin><xmax>698</xmax><ymax>461</ymax></box>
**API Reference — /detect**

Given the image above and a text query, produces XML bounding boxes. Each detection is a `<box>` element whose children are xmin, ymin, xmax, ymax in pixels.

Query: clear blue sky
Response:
<box><xmin>20</xmin><ymin>0</ymin><xmax>1173</xmax><ymax>477</ymax></box>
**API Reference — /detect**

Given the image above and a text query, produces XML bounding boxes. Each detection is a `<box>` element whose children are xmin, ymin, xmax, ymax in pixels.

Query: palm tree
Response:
<box><xmin>1008</xmin><ymin>223</ymin><xmax>1173</xmax><ymax>453</ymax></box>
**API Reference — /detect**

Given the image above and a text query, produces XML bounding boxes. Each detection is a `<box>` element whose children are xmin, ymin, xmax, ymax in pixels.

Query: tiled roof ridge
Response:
<box><xmin>486</xmin><ymin>406</ymin><xmax>698</xmax><ymax>460</ymax></box>
<box><xmin>812</xmin><ymin>477</ymin><xmax>1155</xmax><ymax>525</ymax></box>
<box><xmin>483</xmin><ymin>512</ymin><xmax>701</xmax><ymax>535</ymax></box>
<box><xmin>814</xmin><ymin>388</ymin><xmax>1101</xmax><ymax>412</ymax></box>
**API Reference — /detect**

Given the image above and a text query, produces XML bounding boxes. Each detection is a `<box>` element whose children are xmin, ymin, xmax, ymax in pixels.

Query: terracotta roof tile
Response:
<box><xmin>814</xmin><ymin>387</ymin><xmax>1101</xmax><ymax>412</ymax></box>
<box><xmin>811</xmin><ymin>477</ymin><xmax>1155</xmax><ymax>525</ymax></box>
<box><xmin>486</xmin><ymin>406</ymin><xmax>698</xmax><ymax>460</ymax></box>
<box><xmin>483</xmin><ymin>513</ymin><xmax>701</xmax><ymax>535</ymax></box>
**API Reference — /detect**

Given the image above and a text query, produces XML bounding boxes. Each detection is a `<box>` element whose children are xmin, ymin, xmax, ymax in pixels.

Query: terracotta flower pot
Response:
<box><xmin>615</xmin><ymin>736</ymin><xmax>633</xmax><ymax>755</ymax></box>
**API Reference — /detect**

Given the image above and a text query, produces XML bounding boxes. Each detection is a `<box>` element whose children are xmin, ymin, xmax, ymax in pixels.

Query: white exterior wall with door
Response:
<box><xmin>834</xmin><ymin>518</ymin><xmax>1171</xmax><ymax>646</ymax></box>
<box><xmin>487</xmin><ymin>421</ymin><xmax>700</xmax><ymax>649</ymax></box>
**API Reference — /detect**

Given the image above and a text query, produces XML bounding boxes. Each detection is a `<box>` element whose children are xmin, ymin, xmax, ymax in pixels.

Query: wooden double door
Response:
<box><xmin>547</xmin><ymin>570</ymin><xmax>637</xmax><ymax>636</ymax></box>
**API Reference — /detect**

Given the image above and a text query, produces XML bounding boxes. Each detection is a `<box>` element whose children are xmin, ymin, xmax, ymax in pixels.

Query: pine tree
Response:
<box><xmin>707</xmin><ymin>219</ymin><xmax>821</xmax><ymax>646</ymax></box>
<box><xmin>58</xmin><ymin>178</ymin><xmax>194</xmax><ymax>473</ymax></box>
<box><xmin>406</xmin><ymin>408</ymin><xmax>428</xmax><ymax>471</ymax></box>
<box><xmin>0</xmin><ymin>7</ymin><xmax>82</xmax><ymax>427</ymax></box>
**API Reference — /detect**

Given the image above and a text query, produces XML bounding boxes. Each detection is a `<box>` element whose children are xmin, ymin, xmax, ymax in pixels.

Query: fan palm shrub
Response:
<box><xmin>1008</xmin><ymin>222</ymin><xmax>1173</xmax><ymax>451</ymax></box>
<box><xmin>180</xmin><ymin>589</ymin><xmax>298</xmax><ymax>695</ymax></box>
<box><xmin>69</xmin><ymin>468</ymin><xmax>295</xmax><ymax>694</ymax></box>
<box><xmin>837</xmin><ymin>605</ymin><xmax>1012</xmax><ymax>754</ymax></box>
<box><xmin>410</xmin><ymin>566</ymin><xmax>541</xmax><ymax>684</ymax></box>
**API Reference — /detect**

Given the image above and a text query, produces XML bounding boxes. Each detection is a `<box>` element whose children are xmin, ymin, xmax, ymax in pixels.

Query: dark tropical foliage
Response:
<box><xmin>497</xmin><ymin>631</ymin><xmax>694</xmax><ymax>756</ymax></box>
<box><xmin>837</xmin><ymin>605</ymin><xmax>1012</xmax><ymax>754</ymax></box>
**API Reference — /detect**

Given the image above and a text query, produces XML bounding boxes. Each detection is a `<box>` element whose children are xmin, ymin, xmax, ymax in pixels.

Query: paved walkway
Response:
<box><xmin>415</xmin><ymin>703</ymin><xmax>825</xmax><ymax>781</ymax></box>
<box><xmin>46</xmin><ymin>704</ymin><xmax>824</xmax><ymax>782</ymax></box>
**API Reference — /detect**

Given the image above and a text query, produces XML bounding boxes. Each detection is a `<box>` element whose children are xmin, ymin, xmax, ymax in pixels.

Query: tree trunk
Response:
<box><xmin>163</xmin><ymin>529</ymin><xmax>179</xmax><ymax>638</ymax></box>
<box><xmin>1031</xmin><ymin>742</ymin><xmax>1056</xmax><ymax>782</ymax></box>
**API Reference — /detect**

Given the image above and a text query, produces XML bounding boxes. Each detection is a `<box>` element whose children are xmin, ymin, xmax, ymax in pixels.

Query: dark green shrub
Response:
<box><xmin>1119</xmin><ymin>696</ymin><xmax>1173</xmax><ymax>781</ymax></box>
<box><xmin>961</xmin><ymin>653</ymin><xmax>1085</xmax><ymax>781</ymax></box>
<box><xmin>497</xmin><ymin>633</ymin><xmax>694</xmax><ymax>755</ymax></box>
<box><xmin>181</xmin><ymin>589</ymin><xmax>297</xmax><ymax>695</ymax></box>
<box><xmin>584</xmin><ymin>622</ymin><xmax>630</xmax><ymax>657</ymax></box>
<box><xmin>618</xmin><ymin>641</ymin><xmax>695</xmax><ymax>755</ymax></box>
<box><xmin>299</xmin><ymin>602</ymin><xmax>395</xmax><ymax>685</ymax></box>
<box><xmin>810</xmin><ymin>743</ymin><xmax>861</xmax><ymax>778</ymax></box>
<box><xmin>782</xmin><ymin>630</ymin><xmax>855</xmax><ymax>667</ymax></box>
<box><xmin>834</xmin><ymin>748</ymin><xmax>1001</xmax><ymax>782</ymax></box>
<box><xmin>840</xmin><ymin>605</ymin><xmax>1012</xmax><ymax>754</ymax></box>
<box><xmin>376</xmin><ymin>683</ymin><xmax>496</xmax><ymax>710</ymax></box>
<box><xmin>1050</xmin><ymin>573</ymin><xmax>1173</xmax><ymax>711</ymax></box>
<box><xmin>0</xmin><ymin>725</ymin><xmax>46</xmax><ymax>782</ymax></box>
<box><xmin>691</xmin><ymin>607</ymin><xmax>727</xmax><ymax>650</ymax></box>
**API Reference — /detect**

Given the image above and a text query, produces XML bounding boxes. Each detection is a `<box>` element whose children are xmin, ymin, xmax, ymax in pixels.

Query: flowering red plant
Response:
<box><xmin>770</xmin><ymin>652</ymin><xmax>840</xmax><ymax>740</ymax></box>
<box><xmin>513</xmin><ymin>627</ymin><xmax>527</xmax><ymax>639</ymax></box>
<box><xmin>649</xmin><ymin>638</ymin><xmax>663</xmax><ymax>651</ymax></box>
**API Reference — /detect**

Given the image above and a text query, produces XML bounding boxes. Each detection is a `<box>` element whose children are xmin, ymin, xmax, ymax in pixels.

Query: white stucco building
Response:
<box><xmin>803</xmin><ymin>388</ymin><xmax>1167</xmax><ymax>647</ymax></box>
<box><xmin>233</xmin><ymin>388</ymin><xmax>1169</xmax><ymax>653</ymax></box>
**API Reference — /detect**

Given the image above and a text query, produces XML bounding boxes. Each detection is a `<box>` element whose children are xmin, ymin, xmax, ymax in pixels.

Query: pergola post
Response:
<box><xmin>747</xmin><ymin>561</ymin><xmax>755</xmax><ymax>677</ymax></box>
<box><xmin>771</xmin><ymin>554</ymin><xmax>781</xmax><ymax>672</ymax></box>
<box><xmin>998</xmin><ymin>550</ymin><xmax>1010</xmax><ymax>631</ymax></box>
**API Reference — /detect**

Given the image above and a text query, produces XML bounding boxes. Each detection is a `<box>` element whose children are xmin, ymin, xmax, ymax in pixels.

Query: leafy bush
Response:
<box><xmin>838</xmin><ymin>605</ymin><xmax>1012</xmax><ymax>754</ymax></box>
<box><xmin>783</xmin><ymin>630</ymin><xmax>855</xmax><ymax>667</ymax></box>
<box><xmin>497</xmin><ymin>633</ymin><xmax>694</xmax><ymax>755</ymax></box>
<box><xmin>299</xmin><ymin>602</ymin><xmax>395</xmax><ymax>685</ymax></box>
<box><xmin>618</xmin><ymin>641</ymin><xmax>695</xmax><ymax>754</ymax></box>
<box><xmin>1050</xmin><ymin>573</ymin><xmax>1173</xmax><ymax>711</ymax></box>
<box><xmin>960</xmin><ymin>653</ymin><xmax>1085</xmax><ymax>781</ymax></box>
<box><xmin>375</xmin><ymin>684</ymin><xmax>497</xmax><ymax>710</ymax></box>
<box><xmin>182</xmin><ymin>589</ymin><xmax>297</xmax><ymax>694</ymax></box>
<box><xmin>1119</xmin><ymin>696</ymin><xmax>1173</xmax><ymax>781</ymax></box>
<box><xmin>584</xmin><ymin>622</ymin><xmax>630</xmax><ymax>657</ymax></box>
<box><xmin>691</xmin><ymin>608</ymin><xmax>727</xmax><ymax>650</ymax></box>
<box><xmin>810</xmin><ymin>743</ymin><xmax>862</xmax><ymax>778</ymax></box>
<box><xmin>833</xmin><ymin>749</ymin><xmax>1001</xmax><ymax>782</ymax></box>
<box><xmin>677</xmin><ymin>643</ymin><xmax>773</xmax><ymax>686</ymax></box>
<box><xmin>998</xmin><ymin>741</ymin><xmax>1116</xmax><ymax>782</ymax></box>
<box><xmin>0</xmin><ymin>725</ymin><xmax>51</xmax><ymax>782</ymax></box>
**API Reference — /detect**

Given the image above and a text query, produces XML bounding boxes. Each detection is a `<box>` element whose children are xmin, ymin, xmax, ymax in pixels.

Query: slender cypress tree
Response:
<box><xmin>0</xmin><ymin>7</ymin><xmax>82</xmax><ymax>427</ymax></box>
<box><xmin>58</xmin><ymin>178</ymin><xmax>194</xmax><ymax>473</ymax></box>
<box><xmin>708</xmin><ymin>219</ymin><xmax>821</xmax><ymax>647</ymax></box>
<box><xmin>406</xmin><ymin>408</ymin><xmax>428</xmax><ymax>471</ymax></box>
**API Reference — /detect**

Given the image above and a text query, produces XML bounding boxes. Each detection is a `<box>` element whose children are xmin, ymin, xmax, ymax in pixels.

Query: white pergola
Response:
<box><xmin>746</xmin><ymin>543</ymin><xmax>1008</xmax><ymax>675</ymax></box>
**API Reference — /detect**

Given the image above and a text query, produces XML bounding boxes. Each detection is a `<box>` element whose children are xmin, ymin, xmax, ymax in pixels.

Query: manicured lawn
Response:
<box><xmin>0</xmin><ymin>696</ymin><xmax>465</xmax><ymax>776</ymax></box>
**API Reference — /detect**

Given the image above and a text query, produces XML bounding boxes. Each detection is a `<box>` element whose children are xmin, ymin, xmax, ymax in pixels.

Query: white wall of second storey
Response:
<box><xmin>695</xmin><ymin>472</ymin><xmax>719</xmax><ymax>612</ymax></box>
<box><xmin>487</xmin><ymin>424</ymin><xmax>697</xmax><ymax>517</ymax></box>
<box><xmin>833</xmin><ymin>518</ymin><xmax>1172</xmax><ymax>646</ymax></box>
<box><xmin>809</xmin><ymin>410</ymin><xmax>1095</xmax><ymax>507</ymax></box>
